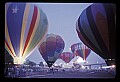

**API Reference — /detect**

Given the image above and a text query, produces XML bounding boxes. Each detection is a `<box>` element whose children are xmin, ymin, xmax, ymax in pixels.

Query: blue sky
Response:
<box><xmin>26</xmin><ymin>3</ymin><xmax>106</xmax><ymax>66</ymax></box>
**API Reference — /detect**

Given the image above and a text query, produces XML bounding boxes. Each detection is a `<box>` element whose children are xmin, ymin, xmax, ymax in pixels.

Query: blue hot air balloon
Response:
<box><xmin>5</xmin><ymin>3</ymin><xmax>48</xmax><ymax>64</ymax></box>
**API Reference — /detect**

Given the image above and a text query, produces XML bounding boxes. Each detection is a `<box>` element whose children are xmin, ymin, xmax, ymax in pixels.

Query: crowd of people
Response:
<box><xmin>4</xmin><ymin>66</ymin><xmax>33</xmax><ymax>78</ymax></box>
<box><xmin>4</xmin><ymin>64</ymin><xmax>116</xmax><ymax>78</ymax></box>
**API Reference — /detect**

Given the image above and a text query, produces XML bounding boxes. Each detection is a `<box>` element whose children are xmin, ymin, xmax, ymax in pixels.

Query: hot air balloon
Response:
<box><xmin>76</xmin><ymin>3</ymin><xmax>116</xmax><ymax>66</ymax></box>
<box><xmin>71</xmin><ymin>43</ymin><xmax>91</xmax><ymax>61</ymax></box>
<box><xmin>5</xmin><ymin>3</ymin><xmax>48</xmax><ymax>64</ymax></box>
<box><xmin>38</xmin><ymin>33</ymin><xmax>65</xmax><ymax>67</ymax></box>
<box><xmin>59</xmin><ymin>52</ymin><xmax>75</xmax><ymax>63</ymax></box>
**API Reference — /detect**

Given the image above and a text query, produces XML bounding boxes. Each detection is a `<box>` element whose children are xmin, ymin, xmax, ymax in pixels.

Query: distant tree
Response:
<box><xmin>39</xmin><ymin>62</ymin><xmax>44</xmax><ymax>67</ymax></box>
<box><xmin>24</xmin><ymin>59</ymin><xmax>36</xmax><ymax>67</ymax></box>
<box><xmin>5</xmin><ymin>49</ymin><xmax>14</xmax><ymax>67</ymax></box>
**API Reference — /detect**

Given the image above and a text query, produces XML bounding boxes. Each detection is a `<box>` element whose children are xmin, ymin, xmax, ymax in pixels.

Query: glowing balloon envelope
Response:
<box><xmin>71</xmin><ymin>43</ymin><xmax>91</xmax><ymax>61</ymax></box>
<box><xmin>76</xmin><ymin>3</ymin><xmax>116</xmax><ymax>65</ymax></box>
<box><xmin>5</xmin><ymin>3</ymin><xmax>48</xmax><ymax>64</ymax></box>
<box><xmin>59</xmin><ymin>52</ymin><xmax>75</xmax><ymax>63</ymax></box>
<box><xmin>38</xmin><ymin>33</ymin><xmax>65</xmax><ymax>67</ymax></box>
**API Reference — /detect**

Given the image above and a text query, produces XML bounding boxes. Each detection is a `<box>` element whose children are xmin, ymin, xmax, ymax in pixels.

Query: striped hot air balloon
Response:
<box><xmin>38</xmin><ymin>33</ymin><xmax>65</xmax><ymax>67</ymax></box>
<box><xmin>76</xmin><ymin>3</ymin><xmax>116</xmax><ymax>66</ymax></box>
<box><xmin>5</xmin><ymin>3</ymin><xmax>48</xmax><ymax>64</ymax></box>
<box><xmin>59</xmin><ymin>52</ymin><xmax>75</xmax><ymax>63</ymax></box>
<box><xmin>71</xmin><ymin>43</ymin><xmax>91</xmax><ymax>61</ymax></box>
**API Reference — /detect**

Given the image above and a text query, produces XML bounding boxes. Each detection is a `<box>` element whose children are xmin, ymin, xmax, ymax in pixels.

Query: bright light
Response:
<box><xmin>111</xmin><ymin>65</ymin><xmax>115</xmax><ymax>68</ymax></box>
<box><xmin>81</xmin><ymin>65</ymin><xmax>85</xmax><ymax>69</ymax></box>
<box><xmin>14</xmin><ymin>56</ymin><xmax>25</xmax><ymax>64</ymax></box>
<box><xmin>59</xmin><ymin>63</ymin><xmax>63</xmax><ymax>66</ymax></box>
<box><xmin>66</xmin><ymin>63</ymin><xmax>68</xmax><ymax>66</ymax></box>
<box><xmin>86</xmin><ymin>61</ymin><xmax>88</xmax><ymax>63</ymax></box>
<box><xmin>36</xmin><ymin>64</ymin><xmax>39</xmax><ymax>67</ymax></box>
<box><xmin>76</xmin><ymin>56</ymin><xmax>79</xmax><ymax>58</ymax></box>
<box><xmin>43</xmin><ymin>62</ymin><xmax>46</xmax><ymax>65</ymax></box>
<box><xmin>109</xmin><ymin>59</ymin><xmax>111</xmax><ymax>60</ymax></box>
<box><xmin>102</xmin><ymin>66</ymin><xmax>110</xmax><ymax>68</ymax></box>
<box><xmin>69</xmin><ymin>48</ymin><xmax>71</xmax><ymax>51</ymax></box>
<box><xmin>76</xmin><ymin>57</ymin><xmax>85</xmax><ymax>63</ymax></box>
<box><xmin>102</xmin><ymin>65</ymin><xmax>116</xmax><ymax>69</ymax></box>
<box><xmin>54</xmin><ymin>63</ymin><xmax>58</xmax><ymax>66</ymax></box>
<box><xmin>97</xmin><ymin>61</ymin><xmax>99</xmax><ymax>63</ymax></box>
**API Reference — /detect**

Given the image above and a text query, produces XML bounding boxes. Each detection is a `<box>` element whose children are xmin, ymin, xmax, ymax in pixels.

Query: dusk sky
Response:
<box><xmin>26</xmin><ymin>3</ymin><xmax>106</xmax><ymax>66</ymax></box>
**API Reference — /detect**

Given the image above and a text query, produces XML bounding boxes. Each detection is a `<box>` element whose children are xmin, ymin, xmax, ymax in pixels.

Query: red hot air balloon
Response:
<box><xmin>71</xmin><ymin>43</ymin><xmax>91</xmax><ymax>61</ymax></box>
<box><xmin>76</xmin><ymin>3</ymin><xmax>116</xmax><ymax>66</ymax></box>
<box><xmin>38</xmin><ymin>33</ymin><xmax>65</xmax><ymax>67</ymax></box>
<box><xmin>5</xmin><ymin>3</ymin><xmax>48</xmax><ymax>64</ymax></box>
<box><xmin>59</xmin><ymin>52</ymin><xmax>75</xmax><ymax>63</ymax></box>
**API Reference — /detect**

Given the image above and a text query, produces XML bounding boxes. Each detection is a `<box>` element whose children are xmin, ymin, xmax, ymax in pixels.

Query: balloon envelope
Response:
<box><xmin>76</xmin><ymin>3</ymin><xmax>116</xmax><ymax>65</ymax></box>
<box><xmin>5</xmin><ymin>3</ymin><xmax>48</xmax><ymax>64</ymax></box>
<box><xmin>59</xmin><ymin>52</ymin><xmax>75</xmax><ymax>63</ymax></box>
<box><xmin>38</xmin><ymin>33</ymin><xmax>65</xmax><ymax>67</ymax></box>
<box><xmin>71</xmin><ymin>43</ymin><xmax>91</xmax><ymax>60</ymax></box>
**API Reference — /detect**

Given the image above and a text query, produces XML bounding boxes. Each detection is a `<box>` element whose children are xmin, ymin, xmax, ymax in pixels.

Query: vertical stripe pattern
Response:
<box><xmin>76</xmin><ymin>3</ymin><xmax>116</xmax><ymax>59</ymax></box>
<box><xmin>5</xmin><ymin>3</ymin><xmax>48</xmax><ymax>63</ymax></box>
<box><xmin>38</xmin><ymin>33</ymin><xmax>65</xmax><ymax>67</ymax></box>
<box><xmin>71</xmin><ymin>43</ymin><xmax>91</xmax><ymax>60</ymax></box>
